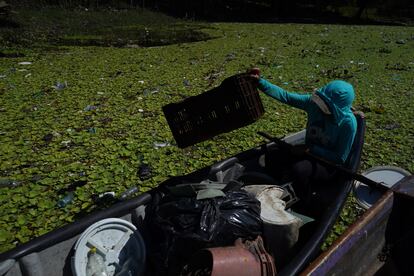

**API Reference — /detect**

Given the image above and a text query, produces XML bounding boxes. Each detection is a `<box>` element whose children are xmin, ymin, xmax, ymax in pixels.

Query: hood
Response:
<box><xmin>315</xmin><ymin>80</ymin><xmax>355</xmax><ymax>124</ymax></box>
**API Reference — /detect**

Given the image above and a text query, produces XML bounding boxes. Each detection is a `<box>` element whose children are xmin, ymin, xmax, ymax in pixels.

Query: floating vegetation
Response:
<box><xmin>0</xmin><ymin>8</ymin><xmax>413</xmax><ymax>253</ymax></box>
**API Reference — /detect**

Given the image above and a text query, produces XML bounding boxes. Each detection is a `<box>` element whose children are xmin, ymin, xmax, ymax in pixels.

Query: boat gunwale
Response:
<box><xmin>0</xmin><ymin>193</ymin><xmax>152</xmax><ymax>261</ymax></box>
<box><xmin>301</xmin><ymin>189</ymin><xmax>394</xmax><ymax>275</ymax></box>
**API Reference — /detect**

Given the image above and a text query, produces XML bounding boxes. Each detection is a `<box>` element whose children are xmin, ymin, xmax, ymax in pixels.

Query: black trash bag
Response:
<box><xmin>148</xmin><ymin>190</ymin><xmax>262</xmax><ymax>275</ymax></box>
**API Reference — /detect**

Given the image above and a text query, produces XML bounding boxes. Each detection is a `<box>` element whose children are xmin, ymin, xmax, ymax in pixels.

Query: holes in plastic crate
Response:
<box><xmin>235</xmin><ymin>101</ymin><xmax>240</xmax><ymax>110</ymax></box>
<box><xmin>182</xmin><ymin>121</ymin><xmax>191</xmax><ymax>133</ymax></box>
<box><xmin>209</xmin><ymin>110</ymin><xmax>218</xmax><ymax>120</ymax></box>
<box><xmin>163</xmin><ymin>74</ymin><xmax>264</xmax><ymax>148</ymax></box>
<box><xmin>196</xmin><ymin>116</ymin><xmax>204</xmax><ymax>126</ymax></box>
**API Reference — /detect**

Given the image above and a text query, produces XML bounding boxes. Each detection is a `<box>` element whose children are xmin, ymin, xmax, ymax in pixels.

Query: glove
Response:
<box><xmin>246</xmin><ymin>68</ymin><xmax>261</xmax><ymax>87</ymax></box>
<box><xmin>247</xmin><ymin>67</ymin><xmax>261</xmax><ymax>80</ymax></box>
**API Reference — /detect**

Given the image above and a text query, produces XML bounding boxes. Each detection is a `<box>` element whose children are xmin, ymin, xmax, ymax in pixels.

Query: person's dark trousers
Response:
<box><xmin>291</xmin><ymin>159</ymin><xmax>337</xmax><ymax>201</ymax></box>
<box><xmin>265</xmin><ymin>149</ymin><xmax>337</xmax><ymax>201</ymax></box>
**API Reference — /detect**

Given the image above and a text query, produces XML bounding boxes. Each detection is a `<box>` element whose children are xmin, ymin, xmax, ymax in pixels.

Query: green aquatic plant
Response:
<box><xmin>0</xmin><ymin>8</ymin><xmax>413</xmax><ymax>253</ymax></box>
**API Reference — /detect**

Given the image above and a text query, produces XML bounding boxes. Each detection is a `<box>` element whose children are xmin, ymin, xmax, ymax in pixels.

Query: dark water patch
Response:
<box><xmin>0</xmin><ymin>51</ymin><xmax>25</xmax><ymax>58</ymax></box>
<box><xmin>56</xmin><ymin>26</ymin><xmax>215</xmax><ymax>47</ymax></box>
<box><xmin>37</xmin><ymin>45</ymin><xmax>69</xmax><ymax>53</ymax></box>
<box><xmin>0</xmin><ymin>18</ymin><xmax>19</xmax><ymax>28</ymax></box>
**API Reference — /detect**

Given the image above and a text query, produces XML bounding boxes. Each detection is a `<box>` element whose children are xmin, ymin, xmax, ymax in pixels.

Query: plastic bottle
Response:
<box><xmin>119</xmin><ymin>187</ymin><xmax>140</xmax><ymax>201</ymax></box>
<box><xmin>0</xmin><ymin>179</ymin><xmax>20</xmax><ymax>188</ymax></box>
<box><xmin>57</xmin><ymin>191</ymin><xmax>74</xmax><ymax>208</ymax></box>
<box><xmin>86</xmin><ymin>247</ymin><xmax>108</xmax><ymax>276</ymax></box>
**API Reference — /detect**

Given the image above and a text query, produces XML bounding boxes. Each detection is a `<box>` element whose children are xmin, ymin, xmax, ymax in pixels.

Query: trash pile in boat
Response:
<box><xmin>147</xmin><ymin>162</ymin><xmax>312</xmax><ymax>275</ymax></box>
<box><xmin>71</xmin><ymin>161</ymin><xmax>312</xmax><ymax>276</ymax></box>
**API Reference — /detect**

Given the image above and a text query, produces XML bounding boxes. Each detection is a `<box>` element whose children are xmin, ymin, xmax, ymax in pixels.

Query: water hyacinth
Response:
<box><xmin>0</xmin><ymin>7</ymin><xmax>413</xmax><ymax>254</ymax></box>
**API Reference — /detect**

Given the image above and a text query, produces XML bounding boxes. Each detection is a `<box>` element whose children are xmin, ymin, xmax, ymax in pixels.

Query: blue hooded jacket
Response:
<box><xmin>258</xmin><ymin>79</ymin><xmax>357</xmax><ymax>164</ymax></box>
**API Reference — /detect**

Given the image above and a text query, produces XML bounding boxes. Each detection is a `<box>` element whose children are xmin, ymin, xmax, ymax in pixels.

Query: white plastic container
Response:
<box><xmin>72</xmin><ymin>218</ymin><xmax>146</xmax><ymax>276</ymax></box>
<box><xmin>242</xmin><ymin>185</ymin><xmax>303</xmax><ymax>263</ymax></box>
<box><xmin>353</xmin><ymin>166</ymin><xmax>411</xmax><ymax>209</ymax></box>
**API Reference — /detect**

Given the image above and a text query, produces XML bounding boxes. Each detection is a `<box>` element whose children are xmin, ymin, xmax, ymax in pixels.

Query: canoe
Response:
<box><xmin>302</xmin><ymin>174</ymin><xmax>414</xmax><ymax>276</ymax></box>
<box><xmin>0</xmin><ymin>112</ymin><xmax>366</xmax><ymax>276</ymax></box>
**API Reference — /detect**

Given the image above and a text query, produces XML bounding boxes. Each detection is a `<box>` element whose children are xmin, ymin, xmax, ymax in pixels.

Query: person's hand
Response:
<box><xmin>247</xmin><ymin>67</ymin><xmax>261</xmax><ymax>80</ymax></box>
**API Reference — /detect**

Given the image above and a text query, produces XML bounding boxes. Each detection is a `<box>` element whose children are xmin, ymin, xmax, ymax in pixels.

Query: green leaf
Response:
<box><xmin>17</xmin><ymin>215</ymin><xmax>26</xmax><ymax>226</ymax></box>
<box><xmin>28</xmin><ymin>190</ymin><xmax>38</xmax><ymax>198</ymax></box>
<box><xmin>0</xmin><ymin>229</ymin><xmax>13</xmax><ymax>243</ymax></box>
<box><xmin>28</xmin><ymin>209</ymin><xmax>37</xmax><ymax>216</ymax></box>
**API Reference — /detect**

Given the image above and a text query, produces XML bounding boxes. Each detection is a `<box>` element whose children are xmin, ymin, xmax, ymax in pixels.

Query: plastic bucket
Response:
<box><xmin>72</xmin><ymin>218</ymin><xmax>146</xmax><ymax>276</ymax></box>
<box><xmin>353</xmin><ymin>166</ymin><xmax>411</xmax><ymax>210</ymax></box>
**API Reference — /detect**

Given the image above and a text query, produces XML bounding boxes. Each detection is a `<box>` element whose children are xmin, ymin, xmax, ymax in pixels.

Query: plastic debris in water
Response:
<box><xmin>0</xmin><ymin>179</ymin><xmax>21</xmax><ymax>188</ymax></box>
<box><xmin>52</xmin><ymin>131</ymin><xmax>61</xmax><ymax>137</ymax></box>
<box><xmin>52</xmin><ymin>81</ymin><xmax>67</xmax><ymax>91</ymax></box>
<box><xmin>226</xmin><ymin>53</ymin><xmax>236</xmax><ymax>61</ymax></box>
<box><xmin>119</xmin><ymin>186</ymin><xmax>140</xmax><ymax>201</ymax></box>
<box><xmin>61</xmin><ymin>140</ymin><xmax>72</xmax><ymax>146</ymax></box>
<box><xmin>383</xmin><ymin>123</ymin><xmax>400</xmax><ymax>130</ymax></box>
<box><xmin>183</xmin><ymin>79</ymin><xmax>191</xmax><ymax>87</ymax></box>
<box><xmin>392</xmin><ymin>74</ymin><xmax>401</xmax><ymax>81</ymax></box>
<box><xmin>87</xmin><ymin>127</ymin><xmax>97</xmax><ymax>134</ymax></box>
<box><xmin>31</xmin><ymin>175</ymin><xmax>42</xmax><ymax>182</ymax></box>
<box><xmin>143</xmin><ymin>88</ymin><xmax>159</xmax><ymax>96</ymax></box>
<box><xmin>57</xmin><ymin>192</ymin><xmax>74</xmax><ymax>208</ymax></box>
<box><xmin>138</xmin><ymin>164</ymin><xmax>152</xmax><ymax>180</ymax></box>
<box><xmin>18</xmin><ymin>61</ymin><xmax>32</xmax><ymax>65</ymax></box>
<box><xmin>43</xmin><ymin>133</ymin><xmax>54</xmax><ymax>143</ymax></box>
<box><xmin>153</xmin><ymin>142</ymin><xmax>170</xmax><ymax>149</ymax></box>
<box><xmin>84</xmin><ymin>105</ymin><xmax>98</xmax><ymax>111</ymax></box>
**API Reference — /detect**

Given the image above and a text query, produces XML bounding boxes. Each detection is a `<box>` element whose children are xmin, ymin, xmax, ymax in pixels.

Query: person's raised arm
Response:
<box><xmin>258</xmin><ymin>78</ymin><xmax>311</xmax><ymax>111</ymax></box>
<box><xmin>248</xmin><ymin>68</ymin><xmax>311</xmax><ymax>111</ymax></box>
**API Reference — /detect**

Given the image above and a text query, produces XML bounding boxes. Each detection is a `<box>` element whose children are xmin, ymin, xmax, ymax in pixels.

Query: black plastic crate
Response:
<box><xmin>163</xmin><ymin>73</ymin><xmax>265</xmax><ymax>148</ymax></box>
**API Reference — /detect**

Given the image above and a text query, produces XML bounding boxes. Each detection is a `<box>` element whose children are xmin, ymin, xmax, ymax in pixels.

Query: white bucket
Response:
<box><xmin>72</xmin><ymin>218</ymin><xmax>146</xmax><ymax>276</ymax></box>
<box><xmin>353</xmin><ymin>166</ymin><xmax>411</xmax><ymax>210</ymax></box>
<box><xmin>242</xmin><ymin>185</ymin><xmax>303</xmax><ymax>264</ymax></box>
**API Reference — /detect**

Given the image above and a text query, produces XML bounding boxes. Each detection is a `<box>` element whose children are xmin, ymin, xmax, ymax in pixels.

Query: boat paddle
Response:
<box><xmin>257</xmin><ymin>131</ymin><xmax>401</xmax><ymax>194</ymax></box>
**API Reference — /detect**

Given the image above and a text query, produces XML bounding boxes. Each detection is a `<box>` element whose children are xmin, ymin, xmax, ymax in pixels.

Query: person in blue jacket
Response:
<box><xmin>249</xmin><ymin>68</ymin><xmax>357</xmax><ymax>200</ymax></box>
